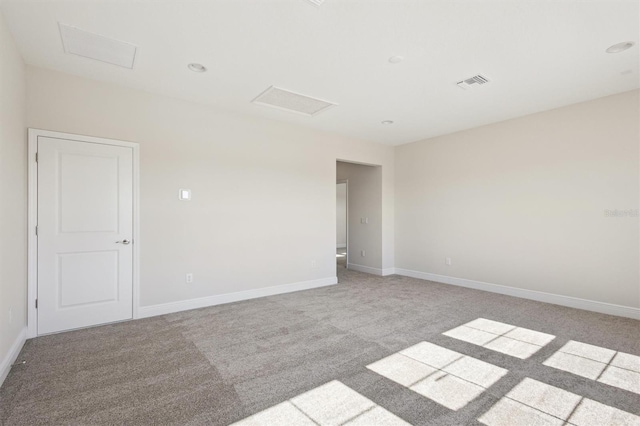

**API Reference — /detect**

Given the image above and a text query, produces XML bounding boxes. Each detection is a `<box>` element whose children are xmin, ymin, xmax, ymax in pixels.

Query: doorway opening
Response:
<box><xmin>336</xmin><ymin>160</ymin><xmax>383</xmax><ymax>277</ymax></box>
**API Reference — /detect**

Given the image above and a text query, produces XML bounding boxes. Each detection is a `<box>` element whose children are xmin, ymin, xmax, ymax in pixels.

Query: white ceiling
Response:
<box><xmin>2</xmin><ymin>0</ymin><xmax>638</xmax><ymax>146</ymax></box>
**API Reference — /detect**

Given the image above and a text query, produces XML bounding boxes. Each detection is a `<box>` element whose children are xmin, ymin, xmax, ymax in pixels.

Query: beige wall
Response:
<box><xmin>0</xmin><ymin>12</ymin><xmax>27</xmax><ymax>370</ymax></box>
<box><xmin>4</xmin><ymin>39</ymin><xmax>635</xmax><ymax>358</ymax></box>
<box><xmin>396</xmin><ymin>90</ymin><xmax>640</xmax><ymax>308</ymax></box>
<box><xmin>337</xmin><ymin>161</ymin><xmax>384</xmax><ymax>272</ymax></box>
<box><xmin>26</xmin><ymin>66</ymin><xmax>395</xmax><ymax>307</ymax></box>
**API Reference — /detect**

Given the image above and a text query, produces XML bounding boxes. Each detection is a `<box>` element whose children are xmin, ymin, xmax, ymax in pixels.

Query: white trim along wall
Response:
<box><xmin>0</xmin><ymin>327</ymin><xmax>27</xmax><ymax>388</ymax></box>
<box><xmin>138</xmin><ymin>277</ymin><xmax>337</xmax><ymax>318</ymax></box>
<box><xmin>392</xmin><ymin>268</ymin><xmax>640</xmax><ymax>320</ymax></box>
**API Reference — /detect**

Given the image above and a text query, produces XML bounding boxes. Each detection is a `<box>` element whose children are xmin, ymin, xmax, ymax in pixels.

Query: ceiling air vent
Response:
<box><xmin>252</xmin><ymin>86</ymin><xmax>337</xmax><ymax>116</ymax></box>
<box><xmin>59</xmin><ymin>23</ymin><xmax>137</xmax><ymax>69</ymax></box>
<box><xmin>456</xmin><ymin>74</ymin><xmax>490</xmax><ymax>90</ymax></box>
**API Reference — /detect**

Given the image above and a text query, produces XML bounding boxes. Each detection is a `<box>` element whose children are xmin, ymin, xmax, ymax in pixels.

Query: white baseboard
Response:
<box><xmin>0</xmin><ymin>327</ymin><xmax>27</xmax><ymax>388</ymax></box>
<box><xmin>394</xmin><ymin>268</ymin><xmax>640</xmax><ymax>320</ymax></box>
<box><xmin>346</xmin><ymin>264</ymin><xmax>396</xmax><ymax>277</ymax></box>
<box><xmin>382</xmin><ymin>268</ymin><xmax>396</xmax><ymax>276</ymax></box>
<box><xmin>336</xmin><ymin>244</ymin><xmax>347</xmax><ymax>249</ymax></box>
<box><xmin>138</xmin><ymin>277</ymin><xmax>338</xmax><ymax>318</ymax></box>
<box><xmin>347</xmin><ymin>263</ymin><xmax>383</xmax><ymax>276</ymax></box>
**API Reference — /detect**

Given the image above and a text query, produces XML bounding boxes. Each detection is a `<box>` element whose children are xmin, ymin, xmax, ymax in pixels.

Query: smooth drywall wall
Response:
<box><xmin>0</xmin><ymin>10</ymin><xmax>27</xmax><ymax>372</ymax></box>
<box><xmin>396</xmin><ymin>90</ymin><xmax>640</xmax><ymax>308</ymax></box>
<box><xmin>26</xmin><ymin>66</ymin><xmax>394</xmax><ymax>307</ymax></box>
<box><xmin>336</xmin><ymin>183</ymin><xmax>346</xmax><ymax>248</ymax></box>
<box><xmin>337</xmin><ymin>161</ymin><xmax>383</xmax><ymax>271</ymax></box>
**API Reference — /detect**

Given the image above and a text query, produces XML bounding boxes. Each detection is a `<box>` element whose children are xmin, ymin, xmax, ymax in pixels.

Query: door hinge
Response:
<box><xmin>35</xmin><ymin>299</ymin><xmax>38</xmax><ymax>309</ymax></box>
<box><xmin>35</xmin><ymin>152</ymin><xmax>38</xmax><ymax>162</ymax></box>
<box><xmin>35</xmin><ymin>226</ymin><xmax>38</xmax><ymax>236</ymax></box>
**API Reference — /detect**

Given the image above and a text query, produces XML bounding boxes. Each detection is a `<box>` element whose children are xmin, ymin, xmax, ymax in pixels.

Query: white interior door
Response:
<box><xmin>37</xmin><ymin>136</ymin><xmax>134</xmax><ymax>334</ymax></box>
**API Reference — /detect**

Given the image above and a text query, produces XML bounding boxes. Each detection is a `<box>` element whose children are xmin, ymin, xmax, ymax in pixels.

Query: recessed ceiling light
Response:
<box><xmin>188</xmin><ymin>63</ymin><xmax>207</xmax><ymax>72</ymax></box>
<box><xmin>381</xmin><ymin>120</ymin><xmax>394</xmax><ymax>125</ymax></box>
<box><xmin>606</xmin><ymin>41</ymin><xmax>635</xmax><ymax>53</ymax></box>
<box><xmin>388</xmin><ymin>56</ymin><xmax>404</xmax><ymax>64</ymax></box>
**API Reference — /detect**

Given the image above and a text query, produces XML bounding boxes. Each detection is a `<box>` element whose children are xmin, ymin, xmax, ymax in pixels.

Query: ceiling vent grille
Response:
<box><xmin>456</xmin><ymin>74</ymin><xmax>490</xmax><ymax>90</ymax></box>
<box><xmin>59</xmin><ymin>23</ymin><xmax>137</xmax><ymax>69</ymax></box>
<box><xmin>252</xmin><ymin>86</ymin><xmax>337</xmax><ymax>116</ymax></box>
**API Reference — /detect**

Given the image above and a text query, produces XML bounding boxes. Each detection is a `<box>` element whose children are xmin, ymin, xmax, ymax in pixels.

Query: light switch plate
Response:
<box><xmin>179</xmin><ymin>189</ymin><xmax>191</xmax><ymax>200</ymax></box>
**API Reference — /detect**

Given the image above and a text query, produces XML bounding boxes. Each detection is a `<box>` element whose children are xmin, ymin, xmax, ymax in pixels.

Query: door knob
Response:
<box><xmin>116</xmin><ymin>239</ymin><xmax>131</xmax><ymax>245</ymax></box>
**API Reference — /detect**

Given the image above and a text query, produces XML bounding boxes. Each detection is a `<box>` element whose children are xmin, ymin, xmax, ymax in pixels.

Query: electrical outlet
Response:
<box><xmin>311</xmin><ymin>260</ymin><xmax>317</xmax><ymax>268</ymax></box>
<box><xmin>186</xmin><ymin>273</ymin><xmax>194</xmax><ymax>283</ymax></box>
<box><xmin>361</xmin><ymin>250</ymin><xmax>366</xmax><ymax>257</ymax></box>
<box><xmin>445</xmin><ymin>257</ymin><xmax>452</xmax><ymax>266</ymax></box>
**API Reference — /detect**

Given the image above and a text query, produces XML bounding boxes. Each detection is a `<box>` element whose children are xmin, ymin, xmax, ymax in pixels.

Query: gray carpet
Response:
<box><xmin>1</xmin><ymin>267</ymin><xmax>638</xmax><ymax>425</ymax></box>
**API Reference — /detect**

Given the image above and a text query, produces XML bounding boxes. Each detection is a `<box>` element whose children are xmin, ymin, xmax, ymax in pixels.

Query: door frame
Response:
<box><xmin>27</xmin><ymin>128</ymin><xmax>141</xmax><ymax>338</ymax></box>
<box><xmin>336</xmin><ymin>179</ymin><xmax>348</xmax><ymax>269</ymax></box>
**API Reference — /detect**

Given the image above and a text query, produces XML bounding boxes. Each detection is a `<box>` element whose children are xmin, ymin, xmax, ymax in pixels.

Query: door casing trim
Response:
<box><xmin>336</xmin><ymin>179</ymin><xmax>348</xmax><ymax>271</ymax></box>
<box><xmin>27</xmin><ymin>128</ymin><xmax>141</xmax><ymax>338</ymax></box>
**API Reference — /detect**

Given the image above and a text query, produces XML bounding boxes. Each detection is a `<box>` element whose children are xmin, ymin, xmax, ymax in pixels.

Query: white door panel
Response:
<box><xmin>37</xmin><ymin>136</ymin><xmax>133</xmax><ymax>334</ymax></box>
